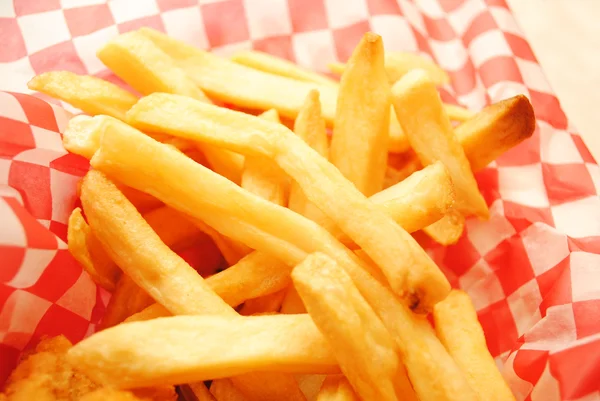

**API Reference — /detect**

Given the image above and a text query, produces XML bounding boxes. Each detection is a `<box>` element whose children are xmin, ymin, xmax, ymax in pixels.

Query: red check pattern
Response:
<box><xmin>0</xmin><ymin>0</ymin><xmax>599</xmax><ymax>399</ymax></box>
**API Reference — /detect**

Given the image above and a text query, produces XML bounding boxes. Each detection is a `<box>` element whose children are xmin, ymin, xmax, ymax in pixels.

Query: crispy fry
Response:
<box><xmin>231</xmin><ymin>50</ymin><xmax>338</xmax><ymax>87</ymax></box>
<box><xmin>457</xmin><ymin>94</ymin><xmax>536</xmax><ymax>171</ymax></box>
<box><xmin>288</xmin><ymin>90</ymin><xmax>329</xmax><ymax>223</ymax></box>
<box><xmin>184</xmin><ymin>217</ymin><xmax>250</xmax><ymax>266</ymax></box>
<box><xmin>210</xmin><ymin>379</ymin><xmax>249</xmax><ymax>401</ymax></box>
<box><xmin>27</xmin><ymin>71</ymin><xmax>138</xmax><ymax>121</ymax></box>
<box><xmin>292</xmin><ymin>253</ymin><xmax>417</xmax><ymax>401</ymax></box>
<box><xmin>125</xmin><ymin>303</ymin><xmax>170</xmax><ymax>322</ymax></box>
<box><xmin>296</xmin><ymin>375</ymin><xmax>326</xmax><ymax>401</ymax></box>
<box><xmin>138</xmin><ymin>28</ymin><xmax>406</xmax><ymax>153</ymax></box>
<box><xmin>100</xmin><ymin>274</ymin><xmax>154</xmax><ymax>329</ymax></box>
<box><xmin>68</xmin><ymin>207</ymin><xmax>119</xmax><ymax>291</ymax></box>
<box><xmin>422</xmin><ymin>209</ymin><xmax>465</xmax><ymax>246</ymax></box>
<box><xmin>444</xmin><ymin>103</ymin><xmax>475</xmax><ymax>122</ymax></box>
<box><xmin>434</xmin><ymin>290</ymin><xmax>516</xmax><ymax>401</ymax></box>
<box><xmin>329</xmin><ymin>51</ymin><xmax>450</xmax><ymax>86</ymax></box>
<box><xmin>241</xmin><ymin>110</ymin><xmax>288</xmax><ymax>206</ymax></box>
<box><xmin>392</xmin><ymin>69</ymin><xmax>489</xmax><ymax>219</ymax></box>
<box><xmin>239</xmin><ymin>290</ymin><xmax>286</xmax><ymax>315</ymax></box>
<box><xmin>125</xmin><ymin>93</ymin><xmax>450</xmax><ymax>312</ymax></box>
<box><xmin>316</xmin><ymin>375</ymin><xmax>359</xmax><ymax>401</ymax></box>
<box><xmin>68</xmin><ymin>314</ymin><xmax>339</xmax><ymax>388</ymax></box>
<box><xmin>117</xmin><ymin>184</ymin><xmax>164</xmax><ymax>213</ymax></box>
<box><xmin>330</xmin><ymin>33</ymin><xmax>389</xmax><ymax>196</ymax></box>
<box><xmin>81</xmin><ymin>170</ymin><xmax>236</xmax><ymax>317</ymax></box>
<box><xmin>97</xmin><ymin>31</ymin><xmax>209</xmax><ymax>101</ymax></box>
<box><xmin>388</xmin><ymin>94</ymin><xmax>536</xmax><ymax>182</ymax></box>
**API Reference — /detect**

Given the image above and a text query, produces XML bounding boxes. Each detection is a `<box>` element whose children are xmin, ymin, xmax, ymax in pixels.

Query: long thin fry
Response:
<box><xmin>68</xmin><ymin>314</ymin><xmax>339</xmax><ymax>388</ymax></box>
<box><xmin>297</xmin><ymin>375</ymin><xmax>326</xmax><ymax>401</ymax></box>
<box><xmin>292</xmin><ymin>253</ymin><xmax>417</xmax><ymax>401</ymax></box>
<box><xmin>434</xmin><ymin>290</ymin><xmax>516</xmax><ymax>401</ymax></box>
<box><xmin>280</xmin><ymin>286</ymin><xmax>306</xmax><ymax>315</ymax></box>
<box><xmin>125</xmin><ymin>93</ymin><xmax>450</xmax><ymax>311</ymax></box>
<box><xmin>81</xmin><ymin>170</ymin><xmax>236</xmax><ymax>317</ymax></box>
<box><xmin>67</xmin><ymin>207</ymin><xmax>119</xmax><ymax>291</ymax></box>
<box><xmin>239</xmin><ymin>290</ymin><xmax>286</xmax><ymax>316</ymax></box>
<box><xmin>27</xmin><ymin>71</ymin><xmax>138</xmax><ymax>121</ymax></box>
<box><xmin>138</xmin><ymin>28</ymin><xmax>411</xmax><ymax>153</ymax></box>
<box><xmin>288</xmin><ymin>90</ymin><xmax>328</xmax><ymax>223</ymax></box>
<box><xmin>100</xmin><ymin>274</ymin><xmax>154</xmax><ymax>329</ymax></box>
<box><xmin>97</xmin><ymin>31</ymin><xmax>209</xmax><ymax>101</ymax></box>
<box><xmin>181</xmin><ymin>382</ymin><xmax>216</xmax><ymax>401</ymax></box>
<box><xmin>231</xmin><ymin>50</ymin><xmax>338</xmax><ymax>87</ymax></box>
<box><xmin>330</xmin><ymin>33</ymin><xmax>389</xmax><ymax>196</ymax></box>
<box><xmin>388</xmin><ymin>94</ymin><xmax>536</xmax><ymax>182</ymax></box>
<box><xmin>316</xmin><ymin>376</ymin><xmax>359</xmax><ymax>401</ymax></box>
<box><xmin>392</xmin><ymin>69</ymin><xmax>489</xmax><ymax>219</ymax></box>
<box><xmin>422</xmin><ymin>209</ymin><xmax>465</xmax><ymax>246</ymax></box>
<box><xmin>241</xmin><ymin>109</ymin><xmax>288</xmax><ymax>206</ymax></box>
<box><xmin>230</xmin><ymin>372</ymin><xmax>308</xmax><ymax>401</ymax></box>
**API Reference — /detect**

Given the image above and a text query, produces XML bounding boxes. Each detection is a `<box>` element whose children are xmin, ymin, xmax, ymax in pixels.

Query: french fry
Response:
<box><xmin>444</xmin><ymin>103</ymin><xmax>475</xmax><ymax>122</ymax></box>
<box><xmin>422</xmin><ymin>209</ymin><xmax>465</xmax><ymax>246</ymax></box>
<box><xmin>241</xmin><ymin>110</ymin><xmax>288</xmax><ymax>206</ymax></box>
<box><xmin>457</xmin><ymin>94</ymin><xmax>535</xmax><ymax>171</ymax></box>
<box><xmin>296</xmin><ymin>374</ymin><xmax>326</xmax><ymax>401</ymax></box>
<box><xmin>239</xmin><ymin>290</ymin><xmax>286</xmax><ymax>316</ymax></box>
<box><xmin>387</xmin><ymin>94</ymin><xmax>536</xmax><ymax>183</ymax></box>
<box><xmin>81</xmin><ymin>170</ymin><xmax>236</xmax><ymax>317</ymax></box>
<box><xmin>434</xmin><ymin>290</ymin><xmax>516</xmax><ymax>401</ymax></box>
<box><xmin>68</xmin><ymin>314</ymin><xmax>339</xmax><ymax>388</ymax></box>
<box><xmin>292</xmin><ymin>253</ymin><xmax>417</xmax><ymax>401</ymax></box>
<box><xmin>125</xmin><ymin>93</ymin><xmax>450</xmax><ymax>311</ymax></box>
<box><xmin>330</xmin><ymin>33</ymin><xmax>390</xmax><ymax>196</ymax></box>
<box><xmin>125</xmin><ymin>303</ymin><xmax>169</xmax><ymax>322</ymax></box>
<box><xmin>138</xmin><ymin>28</ymin><xmax>407</xmax><ymax>153</ymax></box>
<box><xmin>210</xmin><ymin>379</ymin><xmax>249</xmax><ymax>401</ymax></box>
<box><xmin>288</xmin><ymin>90</ymin><xmax>329</xmax><ymax>223</ymax></box>
<box><xmin>117</xmin><ymin>184</ymin><xmax>163</xmax><ymax>213</ymax></box>
<box><xmin>180</xmin><ymin>382</ymin><xmax>216</xmax><ymax>401</ymax></box>
<box><xmin>187</xmin><ymin>218</ymin><xmax>250</xmax><ymax>266</ymax></box>
<box><xmin>280</xmin><ymin>286</ymin><xmax>306</xmax><ymax>315</ymax></box>
<box><xmin>231</xmin><ymin>50</ymin><xmax>338</xmax><ymax>87</ymax></box>
<box><xmin>68</xmin><ymin>207</ymin><xmax>120</xmax><ymax>291</ymax></box>
<box><xmin>27</xmin><ymin>71</ymin><xmax>138</xmax><ymax>121</ymax></box>
<box><xmin>100</xmin><ymin>274</ymin><xmax>154</xmax><ymax>329</ymax></box>
<box><xmin>97</xmin><ymin>31</ymin><xmax>209</xmax><ymax>102</ymax></box>
<box><xmin>316</xmin><ymin>376</ymin><xmax>359</xmax><ymax>401</ymax></box>
<box><xmin>329</xmin><ymin>51</ymin><xmax>450</xmax><ymax>86</ymax></box>
<box><xmin>392</xmin><ymin>69</ymin><xmax>489</xmax><ymax>219</ymax></box>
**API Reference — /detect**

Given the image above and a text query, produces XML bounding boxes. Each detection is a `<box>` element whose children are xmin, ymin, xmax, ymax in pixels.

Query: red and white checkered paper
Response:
<box><xmin>1</xmin><ymin>0</ymin><xmax>599</xmax><ymax>399</ymax></box>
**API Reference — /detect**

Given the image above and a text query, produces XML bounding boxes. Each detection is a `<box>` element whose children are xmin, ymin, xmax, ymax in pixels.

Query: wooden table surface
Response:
<box><xmin>507</xmin><ymin>0</ymin><xmax>600</xmax><ymax>161</ymax></box>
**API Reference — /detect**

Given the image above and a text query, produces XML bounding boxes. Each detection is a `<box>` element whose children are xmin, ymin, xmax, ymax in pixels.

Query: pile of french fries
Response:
<box><xmin>23</xmin><ymin>28</ymin><xmax>535</xmax><ymax>401</ymax></box>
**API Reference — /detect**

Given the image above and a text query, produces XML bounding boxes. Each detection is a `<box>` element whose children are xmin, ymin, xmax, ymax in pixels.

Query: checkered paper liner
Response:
<box><xmin>1</xmin><ymin>0</ymin><xmax>600</xmax><ymax>399</ymax></box>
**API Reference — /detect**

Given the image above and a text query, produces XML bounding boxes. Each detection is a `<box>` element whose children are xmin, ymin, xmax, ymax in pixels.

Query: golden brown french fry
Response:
<box><xmin>288</xmin><ymin>90</ymin><xmax>328</xmax><ymax>223</ymax></box>
<box><xmin>330</xmin><ymin>33</ymin><xmax>389</xmax><ymax>196</ymax></box>
<box><xmin>97</xmin><ymin>31</ymin><xmax>208</xmax><ymax>101</ymax></box>
<box><xmin>457</xmin><ymin>94</ymin><xmax>535</xmax><ymax>171</ymax></box>
<box><xmin>434</xmin><ymin>290</ymin><xmax>516</xmax><ymax>401</ymax></box>
<box><xmin>125</xmin><ymin>303</ymin><xmax>169</xmax><ymax>322</ymax></box>
<box><xmin>329</xmin><ymin>51</ymin><xmax>450</xmax><ymax>86</ymax></box>
<box><xmin>241</xmin><ymin>110</ymin><xmax>288</xmax><ymax>206</ymax></box>
<box><xmin>81</xmin><ymin>170</ymin><xmax>236</xmax><ymax>317</ymax></box>
<box><xmin>392</xmin><ymin>69</ymin><xmax>489</xmax><ymax>219</ymax></box>
<box><xmin>422</xmin><ymin>209</ymin><xmax>465</xmax><ymax>246</ymax></box>
<box><xmin>138</xmin><ymin>28</ymin><xmax>410</xmax><ymax>153</ymax></box>
<box><xmin>68</xmin><ymin>314</ymin><xmax>339</xmax><ymax>388</ymax></box>
<box><xmin>297</xmin><ymin>375</ymin><xmax>326</xmax><ymax>401</ymax></box>
<box><xmin>67</xmin><ymin>207</ymin><xmax>119</xmax><ymax>291</ymax></box>
<box><xmin>100</xmin><ymin>274</ymin><xmax>154</xmax><ymax>329</ymax></box>
<box><xmin>210</xmin><ymin>379</ymin><xmax>249</xmax><ymax>401</ymax></box>
<box><xmin>316</xmin><ymin>375</ymin><xmax>359</xmax><ymax>401</ymax></box>
<box><xmin>385</xmin><ymin>94</ymin><xmax>536</xmax><ymax>184</ymax></box>
<box><xmin>27</xmin><ymin>71</ymin><xmax>138</xmax><ymax>121</ymax></box>
<box><xmin>230</xmin><ymin>373</ymin><xmax>308</xmax><ymax>401</ymax></box>
<box><xmin>444</xmin><ymin>103</ymin><xmax>475</xmax><ymax>122</ymax></box>
<box><xmin>125</xmin><ymin>93</ymin><xmax>450</xmax><ymax>312</ymax></box>
<box><xmin>239</xmin><ymin>290</ymin><xmax>286</xmax><ymax>316</ymax></box>
<box><xmin>181</xmin><ymin>382</ymin><xmax>216</xmax><ymax>401</ymax></box>
<box><xmin>292</xmin><ymin>253</ymin><xmax>417</xmax><ymax>401</ymax></box>
<box><xmin>231</xmin><ymin>50</ymin><xmax>338</xmax><ymax>87</ymax></box>
<box><xmin>117</xmin><ymin>184</ymin><xmax>164</xmax><ymax>213</ymax></box>
<box><xmin>188</xmin><ymin>218</ymin><xmax>250</xmax><ymax>266</ymax></box>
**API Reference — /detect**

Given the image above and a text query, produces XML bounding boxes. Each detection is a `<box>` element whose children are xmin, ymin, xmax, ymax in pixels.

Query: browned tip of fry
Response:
<box><xmin>423</xmin><ymin>209</ymin><xmax>465</xmax><ymax>246</ymax></box>
<box><xmin>457</xmin><ymin>94</ymin><xmax>536</xmax><ymax>172</ymax></box>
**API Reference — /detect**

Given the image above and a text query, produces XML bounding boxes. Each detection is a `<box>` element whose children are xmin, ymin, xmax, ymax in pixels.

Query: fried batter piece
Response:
<box><xmin>1</xmin><ymin>336</ymin><xmax>176</xmax><ymax>401</ymax></box>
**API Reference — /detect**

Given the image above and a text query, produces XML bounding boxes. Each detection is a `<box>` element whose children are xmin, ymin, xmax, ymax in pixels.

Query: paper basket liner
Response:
<box><xmin>1</xmin><ymin>1</ymin><xmax>599</xmax><ymax>399</ymax></box>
